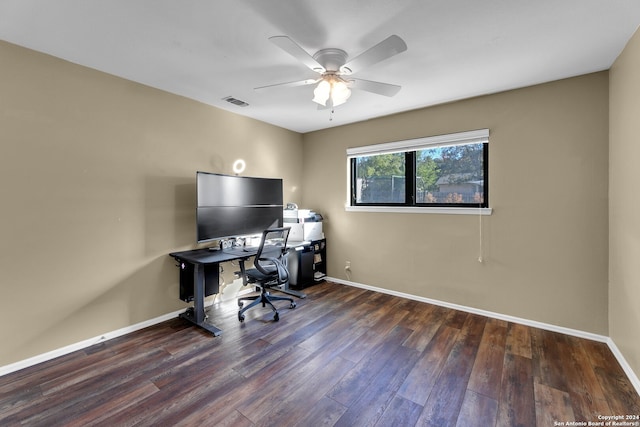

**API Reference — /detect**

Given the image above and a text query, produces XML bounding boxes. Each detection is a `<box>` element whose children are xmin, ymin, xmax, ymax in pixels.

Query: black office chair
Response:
<box><xmin>238</xmin><ymin>227</ymin><xmax>296</xmax><ymax>322</ymax></box>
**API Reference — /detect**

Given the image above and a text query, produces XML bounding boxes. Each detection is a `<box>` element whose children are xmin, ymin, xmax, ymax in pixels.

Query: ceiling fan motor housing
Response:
<box><xmin>313</xmin><ymin>48</ymin><xmax>349</xmax><ymax>73</ymax></box>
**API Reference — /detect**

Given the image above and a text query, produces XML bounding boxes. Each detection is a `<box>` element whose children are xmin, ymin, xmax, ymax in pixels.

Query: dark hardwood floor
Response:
<box><xmin>1</xmin><ymin>281</ymin><xmax>638</xmax><ymax>426</ymax></box>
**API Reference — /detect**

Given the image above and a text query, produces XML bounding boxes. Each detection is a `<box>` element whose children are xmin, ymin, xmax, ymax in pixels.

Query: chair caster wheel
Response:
<box><xmin>238</xmin><ymin>313</ymin><xmax>245</xmax><ymax>322</ymax></box>
<box><xmin>273</xmin><ymin>312</ymin><xmax>279</xmax><ymax>321</ymax></box>
<box><xmin>290</xmin><ymin>302</ymin><xmax>296</xmax><ymax>309</ymax></box>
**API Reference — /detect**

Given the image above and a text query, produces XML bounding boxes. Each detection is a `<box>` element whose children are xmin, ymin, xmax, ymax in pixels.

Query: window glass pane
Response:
<box><xmin>416</xmin><ymin>143</ymin><xmax>485</xmax><ymax>205</ymax></box>
<box><xmin>354</xmin><ymin>153</ymin><xmax>406</xmax><ymax>203</ymax></box>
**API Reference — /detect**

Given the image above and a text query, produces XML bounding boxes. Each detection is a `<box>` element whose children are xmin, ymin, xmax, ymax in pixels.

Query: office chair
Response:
<box><xmin>238</xmin><ymin>227</ymin><xmax>296</xmax><ymax>322</ymax></box>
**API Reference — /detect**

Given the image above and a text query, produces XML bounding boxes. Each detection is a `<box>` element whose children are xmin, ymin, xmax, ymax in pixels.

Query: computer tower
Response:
<box><xmin>179</xmin><ymin>262</ymin><xmax>219</xmax><ymax>302</ymax></box>
<box><xmin>287</xmin><ymin>245</ymin><xmax>314</xmax><ymax>288</ymax></box>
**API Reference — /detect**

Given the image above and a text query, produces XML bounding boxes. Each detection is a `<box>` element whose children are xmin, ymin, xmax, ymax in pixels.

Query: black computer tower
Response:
<box><xmin>179</xmin><ymin>262</ymin><xmax>219</xmax><ymax>302</ymax></box>
<box><xmin>287</xmin><ymin>245</ymin><xmax>314</xmax><ymax>288</ymax></box>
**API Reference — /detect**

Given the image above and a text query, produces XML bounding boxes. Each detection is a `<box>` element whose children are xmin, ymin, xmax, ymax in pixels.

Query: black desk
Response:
<box><xmin>169</xmin><ymin>247</ymin><xmax>305</xmax><ymax>336</ymax></box>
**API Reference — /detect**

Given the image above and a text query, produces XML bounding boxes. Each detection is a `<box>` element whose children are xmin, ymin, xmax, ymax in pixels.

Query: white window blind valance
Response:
<box><xmin>346</xmin><ymin>128</ymin><xmax>489</xmax><ymax>158</ymax></box>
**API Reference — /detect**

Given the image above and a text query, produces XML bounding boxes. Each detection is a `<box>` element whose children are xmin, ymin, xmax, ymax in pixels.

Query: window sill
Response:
<box><xmin>345</xmin><ymin>205</ymin><xmax>493</xmax><ymax>215</ymax></box>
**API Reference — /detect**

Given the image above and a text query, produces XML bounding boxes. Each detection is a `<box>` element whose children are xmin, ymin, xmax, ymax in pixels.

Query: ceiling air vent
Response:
<box><xmin>222</xmin><ymin>96</ymin><xmax>249</xmax><ymax>107</ymax></box>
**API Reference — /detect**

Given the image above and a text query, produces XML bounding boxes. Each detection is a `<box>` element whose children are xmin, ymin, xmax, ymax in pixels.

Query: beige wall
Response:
<box><xmin>0</xmin><ymin>41</ymin><xmax>303</xmax><ymax>366</ymax></box>
<box><xmin>302</xmin><ymin>72</ymin><xmax>610</xmax><ymax>335</ymax></box>
<box><xmin>609</xmin><ymin>29</ymin><xmax>640</xmax><ymax>378</ymax></box>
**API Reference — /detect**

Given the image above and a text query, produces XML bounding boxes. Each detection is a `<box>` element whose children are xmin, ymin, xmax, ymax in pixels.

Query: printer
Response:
<box><xmin>283</xmin><ymin>207</ymin><xmax>323</xmax><ymax>243</ymax></box>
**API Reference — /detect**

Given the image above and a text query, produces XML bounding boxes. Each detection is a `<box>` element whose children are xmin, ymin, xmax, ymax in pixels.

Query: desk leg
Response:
<box><xmin>179</xmin><ymin>263</ymin><xmax>222</xmax><ymax>336</ymax></box>
<box><xmin>193</xmin><ymin>263</ymin><xmax>206</xmax><ymax>323</ymax></box>
<box><xmin>238</xmin><ymin>259</ymin><xmax>247</xmax><ymax>285</ymax></box>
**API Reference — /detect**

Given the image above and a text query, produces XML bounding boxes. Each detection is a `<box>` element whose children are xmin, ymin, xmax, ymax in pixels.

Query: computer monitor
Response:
<box><xmin>196</xmin><ymin>171</ymin><xmax>283</xmax><ymax>244</ymax></box>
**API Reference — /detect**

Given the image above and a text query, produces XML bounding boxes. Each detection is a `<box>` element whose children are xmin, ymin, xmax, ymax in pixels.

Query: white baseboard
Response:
<box><xmin>0</xmin><ymin>287</ymin><xmax>257</xmax><ymax>378</ymax></box>
<box><xmin>0</xmin><ymin>308</ymin><xmax>185</xmax><ymax>377</ymax></box>
<box><xmin>606</xmin><ymin>337</ymin><xmax>640</xmax><ymax>397</ymax></box>
<box><xmin>3</xmin><ymin>279</ymin><xmax>639</xmax><ymax>398</ymax></box>
<box><xmin>327</xmin><ymin>276</ymin><xmax>640</xmax><ymax>396</ymax></box>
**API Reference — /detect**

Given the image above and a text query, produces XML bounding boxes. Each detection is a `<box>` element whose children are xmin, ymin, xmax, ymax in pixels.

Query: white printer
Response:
<box><xmin>283</xmin><ymin>207</ymin><xmax>323</xmax><ymax>242</ymax></box>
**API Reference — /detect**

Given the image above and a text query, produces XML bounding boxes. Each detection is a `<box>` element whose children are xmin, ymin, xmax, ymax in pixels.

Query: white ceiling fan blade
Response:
<box><xmin>340</xmin><ymin>35</ymin><xmax>407</xmax><ymax>75</ymax></box>
<box><xmin>349</xmin><ymin>78</ymin><xmax>401</xmax><ymax>97</ymax></box>
<box><xmin>255</xmin><ymin>78</ymin><xmax>318</xmax><ymax>91</ymax></box>
<box><xmin>269</xmin><ymin>36</ymin><xmax>326</xmax><ymax>73</ymax></box>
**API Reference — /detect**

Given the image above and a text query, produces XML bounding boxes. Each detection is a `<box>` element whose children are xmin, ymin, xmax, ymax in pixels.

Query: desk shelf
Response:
<box><xmin>312</xmin><ymin>239</ymin><xmax>327</xmax><ymax>281</ymax></box>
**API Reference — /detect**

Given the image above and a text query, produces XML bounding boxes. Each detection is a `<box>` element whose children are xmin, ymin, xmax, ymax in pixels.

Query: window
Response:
<box><xmin>347</xmin><ymin>129</ymin><xmax>489</xmax><ymax>212</ymax></box>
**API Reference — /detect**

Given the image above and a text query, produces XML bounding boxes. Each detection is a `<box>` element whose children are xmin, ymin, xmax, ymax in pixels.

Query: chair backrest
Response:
<box><xmin>254</xmin><ymin>227</ymin><xmax>291</xmax><ymax>279</ymax></box>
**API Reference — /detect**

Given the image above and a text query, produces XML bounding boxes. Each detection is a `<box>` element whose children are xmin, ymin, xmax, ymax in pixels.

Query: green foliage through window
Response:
<box><xmin>355</xmin><ymin>153</ymin><xmax>406</xmax><ymax>203</ymax></box>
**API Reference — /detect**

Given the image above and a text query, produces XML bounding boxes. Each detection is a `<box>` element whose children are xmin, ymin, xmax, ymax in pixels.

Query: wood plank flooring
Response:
<box><xmin>1</xmin><ymin>281</ymin><xmax>638</xmax><ymax>426</ymax></box>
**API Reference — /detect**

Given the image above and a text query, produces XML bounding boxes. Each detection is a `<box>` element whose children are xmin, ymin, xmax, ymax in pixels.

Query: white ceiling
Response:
<box><xmin>2</xmin><ymin>0</ymin><xmax>640</xmax><ymax>133</ymax></box>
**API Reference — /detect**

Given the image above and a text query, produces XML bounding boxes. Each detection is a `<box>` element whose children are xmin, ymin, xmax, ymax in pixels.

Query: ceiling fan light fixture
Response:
<box><xmin>312</xmin><ymin>79</ymin><xmax>331</xmax><ymax>106</ymax></box>
<box><xmin>312</xmin><ymin>75</ymin><xmax>351</xmax><ymax>107</ymax></box>
<box><xmin>331</xmin><ymin>79</ymin><xmax>351</xmax><ymax>106</ymax></box>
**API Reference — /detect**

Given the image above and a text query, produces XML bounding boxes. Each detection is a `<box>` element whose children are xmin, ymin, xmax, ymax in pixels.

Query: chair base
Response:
<box><xmin>238</xmin><ymin>290</ymin><xmax>296</xmax><ymax>322</ymax></box>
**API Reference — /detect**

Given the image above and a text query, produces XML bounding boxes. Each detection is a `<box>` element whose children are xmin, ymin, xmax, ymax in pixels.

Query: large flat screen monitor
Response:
<box><xmin>196</xmin><ymin>171</ymin><xmax>283</xmax><ymax>243</ymax></box>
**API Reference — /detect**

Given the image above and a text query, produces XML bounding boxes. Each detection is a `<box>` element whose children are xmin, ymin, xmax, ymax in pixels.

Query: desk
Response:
<box><xmin>169</xmin><ymin>247</ymin><xmax>305</xmax><ymax>336</ymax></box>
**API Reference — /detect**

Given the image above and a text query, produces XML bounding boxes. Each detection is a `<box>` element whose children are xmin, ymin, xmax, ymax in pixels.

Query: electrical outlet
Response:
<box><xmin>345</xmin><ymin>261</ymin><xmax>351</xmax><ymax>271</ymax></box>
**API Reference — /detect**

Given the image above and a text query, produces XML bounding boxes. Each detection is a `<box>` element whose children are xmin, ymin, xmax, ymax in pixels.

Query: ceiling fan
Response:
<box><xmin>255</xmin><ymin>35</ymin><xmax>408</xmax><ymax>109</ymax></box>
